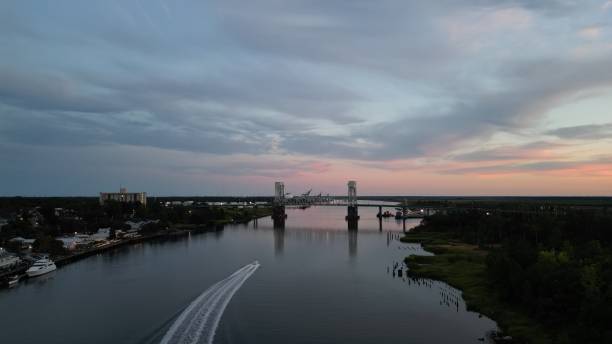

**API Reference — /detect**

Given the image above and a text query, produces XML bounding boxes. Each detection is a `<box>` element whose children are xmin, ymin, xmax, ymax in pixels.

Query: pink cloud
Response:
<box><xmin>441</xmin><ymin>7</ymin><xmax>533</xmax><ymax>49</ymax></box>
<box><xmin>578</xmin><ymin>26</ymin><xmax>602</xmax><ymax>40</ymax></box>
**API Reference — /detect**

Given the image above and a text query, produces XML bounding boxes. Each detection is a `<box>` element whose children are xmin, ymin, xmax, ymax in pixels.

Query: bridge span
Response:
<box><xmin>271</xmin><ymin>181</ymin><xmax>435</xmax><ymax>231</ymax></box>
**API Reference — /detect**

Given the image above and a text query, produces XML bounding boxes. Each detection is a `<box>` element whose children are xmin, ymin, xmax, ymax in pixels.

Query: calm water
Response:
<box><xmin>0</xmin><ymin>205</ymin><xmax>496</xmax><ymax>343</ymax></box>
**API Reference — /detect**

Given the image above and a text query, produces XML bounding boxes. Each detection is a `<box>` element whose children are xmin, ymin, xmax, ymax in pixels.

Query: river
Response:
<box><xmin>0</xmin><ymin>205</ymin><xmax>497</xmax><ymax>343</ymax></box>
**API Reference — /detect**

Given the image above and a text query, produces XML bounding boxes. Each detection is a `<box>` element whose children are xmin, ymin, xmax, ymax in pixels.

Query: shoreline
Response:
<box><xmin>401</xmin><ymin>232</ymin><xmax>552</xmax><ymax>344</ymax></box>
<box><xmin>1</xmin><ymin>210</ymin><xmax>272</xmax><ymax>288</ymax></box>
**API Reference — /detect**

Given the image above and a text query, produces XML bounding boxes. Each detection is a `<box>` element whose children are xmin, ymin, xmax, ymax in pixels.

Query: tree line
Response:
<box><xmin>1</xmin><ymin>197</ymin><xmax>267</xmax><ymax>255</ymax></box>
<box><xmin>416</xmin><ymin>209</ymin><xmax>612</xmax><ymax>343</ymax></box>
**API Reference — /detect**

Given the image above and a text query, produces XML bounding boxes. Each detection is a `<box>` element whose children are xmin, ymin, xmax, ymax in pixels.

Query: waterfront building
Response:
<box><xmin>56</xmin><ymin>237</ymin><xmax>81</xmax><ymax>251</ymax></box>
<box><xmin>57</xmin><ymin>231</ymin><xmax>111</xmax><ymax>250</ymax></box>
<box><xmin>91</xmin><ymin>228</ymin><xmax>111</xmax><ymax>241</ymax></box>
<box><xmin>54</xmin><ymin>208</ymin><xmax>81</xmax><ymax>220</ymax></box>
<box><xmin>125</xmin><ymin>219</ymin><xmax>159</xmax><ymax>231</ymax></box>
<box><xmin>9</xmin><ymin>237</ymin><xmax>36</xmax><ymax>249</ymax></box>
<box><xmin>99</xmin><ymin>187</ymin><xmax>147</xmax><ymax>206</ymax></box>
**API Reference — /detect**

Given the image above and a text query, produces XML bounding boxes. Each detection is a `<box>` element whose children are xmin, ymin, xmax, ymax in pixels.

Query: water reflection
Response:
<box><xmin>348</xmin><ymin>229</ymin><xmax>357</xmax><ymax>258</ymax></box>
<box><xmin>385</xmin><ymin>234</ymin><xmax>464</xmax><ymax>314</ymax></box>
<box><xmin>273</xmin><ymin>228</ymin><xmax>285</xmax><ymax>256</ymax></box>
<box><xmin>345</xmin><ymin>216</ymin><xmax>358</xmax><ymax>258</ymax></box>
<box><xmin>273</xmin><ymin>217</ymin><xmax>285</xmax><ymax>229</ymax></box>
<box><xmin>0</xmin><ymin>205</ymin><xmax>498</xmax><ymax>344</ymax></box>
<box><xmin>26</xmin><ymin>270</ymin><xmax>57</xmax><ymax>286</ymax></box>
<box><xmin>272</xmin><ymin>216</ymin><xmax>286</xmax><ymax>256</ymax></box>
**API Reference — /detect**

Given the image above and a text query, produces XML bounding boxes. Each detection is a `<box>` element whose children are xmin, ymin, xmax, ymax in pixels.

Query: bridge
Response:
<box><xmin>271</xmin><ymin>181</ymin><xmax>431</xmax><ymax>231</ymax></box>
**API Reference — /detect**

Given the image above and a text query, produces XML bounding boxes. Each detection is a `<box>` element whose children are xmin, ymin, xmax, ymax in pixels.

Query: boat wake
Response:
<box><xmin>160</xmin><ymin>261</ymin><xmax>260</xmax><ymax>344</ymax></box>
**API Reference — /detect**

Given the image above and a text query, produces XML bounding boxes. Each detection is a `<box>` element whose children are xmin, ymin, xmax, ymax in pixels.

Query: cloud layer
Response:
<box><xmin>1</xmin><ymin>0</ymin><xmax>612</xmax><ymax>195</ymax></box>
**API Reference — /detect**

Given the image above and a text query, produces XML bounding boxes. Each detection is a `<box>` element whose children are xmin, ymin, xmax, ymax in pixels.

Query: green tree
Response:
<box><xmin>32</xmin><ymin>236</ymin><xmax>66</xmax><ymax>256</ymax></box>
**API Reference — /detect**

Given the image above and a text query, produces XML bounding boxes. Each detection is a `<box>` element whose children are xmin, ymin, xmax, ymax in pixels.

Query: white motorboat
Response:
<box><xmin>8</xmin><ymin>275</ymin><xmax>20</xmax><ymax>287</ymax></box>
<box><xmin>26</xmin><ymin>258</ymin><xmax>57</xmax><ymax>277</ymax></box>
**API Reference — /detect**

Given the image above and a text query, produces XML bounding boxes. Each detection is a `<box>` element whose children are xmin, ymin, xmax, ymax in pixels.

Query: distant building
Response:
<box><xmin>56</xmin><ymin>237</ymin><xmax>81</xmax><ymax>251</ymax></box>
<box><xmin>125</xmin><ymin>220</ymin><xmax>159</xmax><ymax>232</ymax></box>
<box><xmin>91</xmin><ymin>228</ymin><xmax>111</xmax><ymax>241</ymax></box>
<box><xmin>99</xmin><ymin>188</ymin><xmax>147</xmax><ymax>207</ymax></box>
<box><xmin>54</xmin><ymin>208</ymin><xmax>81</xmax><ymax>220</ymax></box>
<box><xmin>9</xmin><ymin>237</ymin><xmax>36</xmax><ymax>249</ymax></box>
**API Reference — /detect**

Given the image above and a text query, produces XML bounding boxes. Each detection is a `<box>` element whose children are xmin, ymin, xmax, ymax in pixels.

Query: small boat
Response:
<box><xmin>8</xmin><ymin>275</ymin><xmax>20</xmax><ymax>287</ymax></box>
<box><xmin>26</xmin><ymin>258</ymin><xmax>57</xmax><ymax>277</ymax></box>
<box><xmin>377</xmin><ymin>210</ymin><xmax>394</xmax><ymax>218</ymax></box>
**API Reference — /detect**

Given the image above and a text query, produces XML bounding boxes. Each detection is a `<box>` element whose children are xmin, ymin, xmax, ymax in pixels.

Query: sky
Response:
<box><xmin>1</xmin><ymin>0</ymin><xmax>612</xmax><ymax>196</ymax></box>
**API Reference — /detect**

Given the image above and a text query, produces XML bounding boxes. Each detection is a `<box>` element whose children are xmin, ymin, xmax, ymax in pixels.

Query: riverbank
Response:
<box><xmin>1</xmin><ymin>207</ymin><xmax>272</xmax><ymax>287</ymax></box>
<box><xmin>401</xmin><ymin>232</ymin><xmax>552</xmax><ymax>344</ymax></box>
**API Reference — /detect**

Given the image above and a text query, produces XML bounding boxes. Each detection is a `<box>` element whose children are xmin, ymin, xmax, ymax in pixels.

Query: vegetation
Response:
<box><xmin>0</xmin><ymin>197</ymin><xmax>272</xmax><ymax>254</ymax></box>
<box><xmin>403</xmin><ymin>209</ymin><xmax>612</xmax><ymax>343</ymax></box>
<box><xmin>403</xmin><ymin>233</ymin><xmax>550</xmax><ymax>343</ymax></box>
<box><xmin>32</xmin><ymin>236</ymin><xmax>66</xmax><ymax>256</ymax></box>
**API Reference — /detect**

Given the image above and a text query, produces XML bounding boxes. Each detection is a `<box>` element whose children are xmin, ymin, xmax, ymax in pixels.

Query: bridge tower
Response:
<box><xmin>272</xmin><ymin>181</ymin><xmax>286</xmax><ymax>225</ymax></box>
<box><xmin>346</xmin><ymin>180</ymin><xmax>359</xmax><ymax>226</ymax></box>
<box><xmin>274</xmin><ymin>181</ymin><xmax>285</xmax><ymax>204</ymax></box>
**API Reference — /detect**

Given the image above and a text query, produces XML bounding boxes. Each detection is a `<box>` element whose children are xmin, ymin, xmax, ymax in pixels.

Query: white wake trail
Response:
<box><xmin>160</xmin><ymin>262</ymin><xmax>260</xmax><ymax>344</ymax></box>
<box><xmin>174</xmin><ymin>265</ymin><xmax>252</xmax><ymax>343</ymax></box>
<box><xmin>202</xmin><ymin>264</ymin><xmax>259</xmax><ymax>344</ymax></box>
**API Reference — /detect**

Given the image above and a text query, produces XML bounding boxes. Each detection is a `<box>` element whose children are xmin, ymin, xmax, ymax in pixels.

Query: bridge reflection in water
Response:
<box><xmin>266</xmin><ymin>206</ymin><xmax>419</xmax><ymax>259</ymax></box>
<box><xmin>273</xmin><ymin>216</ymin><xmax>285</xmax><ymax>256</ymax></box>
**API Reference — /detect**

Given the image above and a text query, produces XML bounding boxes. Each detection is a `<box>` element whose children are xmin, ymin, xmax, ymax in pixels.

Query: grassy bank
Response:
<box><xmin>173</xmin><ymin>206</ymin><xmax>273</xmax><ymax>228</ymax></box>
<box><xmin>224</xmin><ymin>206</ymin><xmax>273</xmax><ymax>223</ymax></box>
<box><xmin>401</xmin><ymin>232</ymin><xmax>552</xmax><ymax>343</ymax></box>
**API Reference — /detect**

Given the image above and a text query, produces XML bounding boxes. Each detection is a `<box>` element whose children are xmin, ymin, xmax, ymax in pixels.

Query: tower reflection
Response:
<box><xmin>273</xmin><ymin>217</ymin><xmax>285</xmax><ymax>256</ymax></box>
<box><xmin>347</xmin><ymin>219</ymin><xmax>358</xmax><ymax>257</ymax></box>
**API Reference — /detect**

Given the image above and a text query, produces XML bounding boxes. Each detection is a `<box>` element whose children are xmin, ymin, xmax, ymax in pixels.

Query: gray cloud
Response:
<box><xmin>442</xmin><ymin>155</ymin><xmax>612</xmax><ymax>175</ymax></box>
<box><xmin>357</xmin><ymin>55</ymin><xmax>612</xmax><ymax>160</ymax></box>
<box><xmin>1</xmin><ymin>0</ymin><xmax>611</xmax><ymax>194</ymax></box>
<box><xmin>451</xmin><ymin>141</ymin><xmax>565</xmax><ymax>162</ymax></box>
<box><xmin>546</xmin><ymin>123</ymin><xmax>612</xmax><ymax>140</ymax></box>
<box><xmin>0</xmin><ymin>70</ymin><xmax>126</xmax><ymax>114</ymax></box>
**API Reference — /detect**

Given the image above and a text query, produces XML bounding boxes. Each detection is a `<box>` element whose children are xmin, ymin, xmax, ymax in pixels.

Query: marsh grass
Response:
<box><xmin>402</xmin><ymin>231</ymin><xmax>553</xmax><ymax>344</ymax></box>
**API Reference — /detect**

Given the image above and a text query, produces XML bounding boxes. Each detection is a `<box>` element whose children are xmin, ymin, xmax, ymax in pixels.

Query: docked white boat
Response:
<box><xmin>26</xmin><ymin>258</ymin><xmax>57</xmax><ymax>277</ymax></box>
<box><xmin>8</xmin><ymin>275</ymin><xmax>20</xmax><ymax>287</ymax></box>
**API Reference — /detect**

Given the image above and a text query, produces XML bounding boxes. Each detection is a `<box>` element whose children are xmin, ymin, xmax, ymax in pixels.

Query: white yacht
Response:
<box><xmin>26</xmin><ymin>258</ymin><xmax>57</xmax><ymax>277</ymax></box>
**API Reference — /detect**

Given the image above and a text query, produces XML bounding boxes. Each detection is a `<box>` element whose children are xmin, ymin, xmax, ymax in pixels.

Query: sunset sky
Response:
<box><xmin>1</xmin><ymin>1</ymin><xmax>612</xmax><ymax>196</ymax></box>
